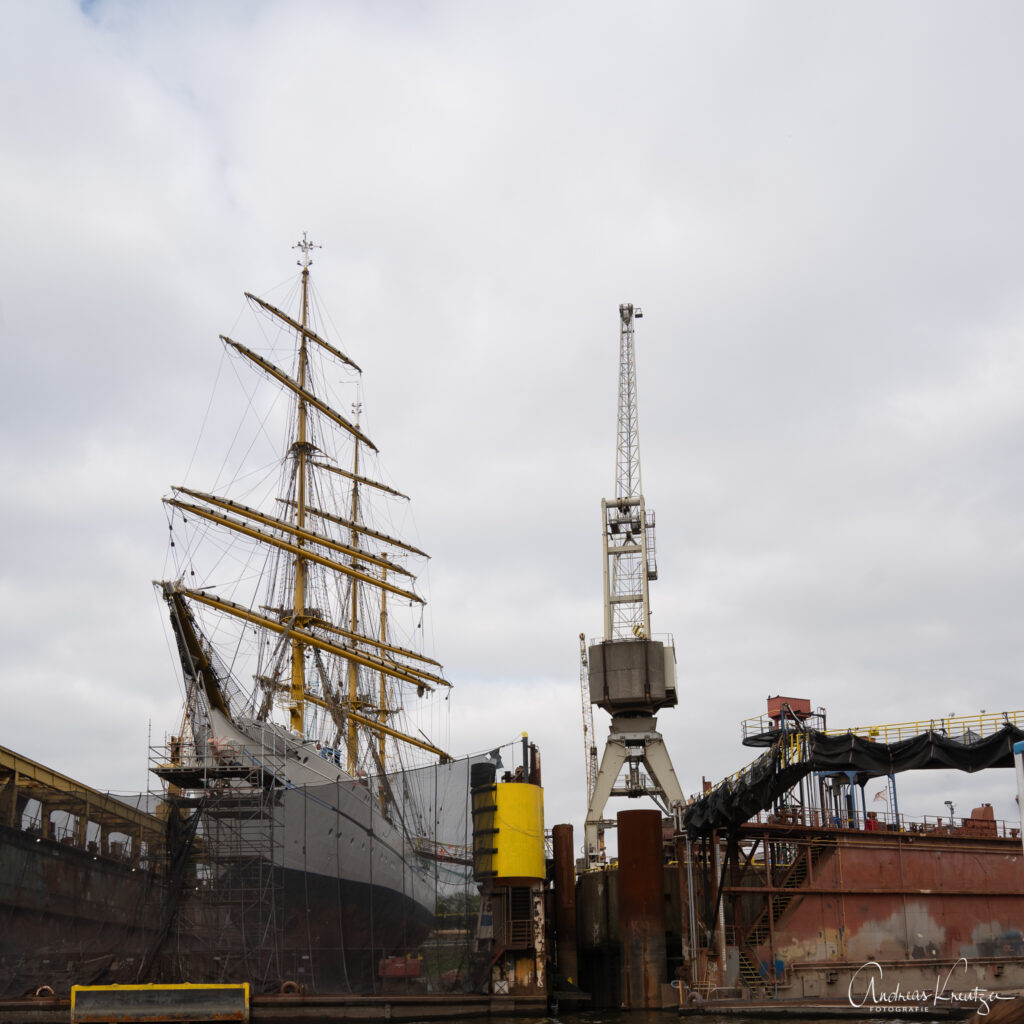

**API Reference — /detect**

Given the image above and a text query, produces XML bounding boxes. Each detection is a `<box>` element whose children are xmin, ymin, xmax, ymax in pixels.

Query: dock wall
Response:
<box><xmin>574</xmin><ymin>821</ymin><xmax>1024</xmax><ymax>1009</ymax></box>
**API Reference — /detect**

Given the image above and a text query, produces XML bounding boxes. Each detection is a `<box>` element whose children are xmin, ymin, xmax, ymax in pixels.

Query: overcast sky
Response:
<box><xmin>3</xmin><ymin>1</ymin><xmax>1024</xmax><ymax>845</ymax></box>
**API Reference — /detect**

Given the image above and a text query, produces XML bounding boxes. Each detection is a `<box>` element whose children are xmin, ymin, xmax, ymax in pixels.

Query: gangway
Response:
<box><xmin>685</xmin><ymin>708</ymin><xmax>1024</xmax><ymax>838</ymax></box>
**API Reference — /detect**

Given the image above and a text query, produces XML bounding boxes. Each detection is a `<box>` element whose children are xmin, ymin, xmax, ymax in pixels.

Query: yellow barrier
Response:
<box><xmin>70</xmin><ymin>984</ymin><xmax>249</xmax><ymax>1023</ymax></box>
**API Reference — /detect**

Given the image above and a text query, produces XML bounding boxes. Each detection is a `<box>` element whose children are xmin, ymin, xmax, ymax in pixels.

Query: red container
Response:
<box><xmin>378</xmin><ymin>956</ymin><xmax>422</xmax><ymax>979</ymax></box>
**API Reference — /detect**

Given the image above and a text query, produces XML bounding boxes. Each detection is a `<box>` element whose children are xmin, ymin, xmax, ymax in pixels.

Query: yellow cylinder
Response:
<box><xmin>493</xmin><ymin>783</ymin><xmax>545</xmax><ymax>879</ymax></box>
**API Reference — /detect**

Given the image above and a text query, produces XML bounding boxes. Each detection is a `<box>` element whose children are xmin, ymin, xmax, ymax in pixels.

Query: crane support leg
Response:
<box><xmin>642</xmin><ymin>736</ymin><xmax>685</xmax><ymax>808</ymax></box>
<box><xmin>584</xmin><ymin>713</ymin><xmax>685</xmax><ymax>864</ymax></box>
<box><xmin>585</xmin><ymin>735</ymin><xmax>627</xmax><ymax>861</ymax></box>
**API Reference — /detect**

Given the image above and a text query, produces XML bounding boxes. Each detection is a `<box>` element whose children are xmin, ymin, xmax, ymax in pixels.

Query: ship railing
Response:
<box><xmin>588</xmin><ymin>632</ymin><xmax>675</xmax><ymax>649</ymax></box>
<box><xmin>410</xmin><ymin>835</ymin><xmax>473</xmax><ymax>866</ymax></box>
<box><xmin>149</xmin><ymin>735</ymin><xmax>289</xmax><ymax>790</ymax></box>
<box><xmin>694</xmin><ymin>729</ymin><xmax>816</xmax><ymax>802</ymax></box>
<box><xmin>741</xmin><ymin>708</ymin><xmax>1024</xmax><ymax>745</ymax></box>
<box><xmin>739</xmin><ymin>807</ymin><xmax>1021</xmax><ymax>839</ymax></box>
<box><xmin>740</xmin><ymin>708</ymin><xmax>827</xmax><ymax>740</ymax></box>
<box><xmin>821</xmin><ymin>709</ymin><xmax>1024</xmax><ymax>745</ymax></box>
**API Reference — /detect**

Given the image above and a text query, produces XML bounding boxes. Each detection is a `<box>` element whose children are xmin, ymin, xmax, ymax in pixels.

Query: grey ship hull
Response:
<box><xmin>187</xmin><ymin>712</ymin><xmax>437</xmax><ymax>991</ymax></box>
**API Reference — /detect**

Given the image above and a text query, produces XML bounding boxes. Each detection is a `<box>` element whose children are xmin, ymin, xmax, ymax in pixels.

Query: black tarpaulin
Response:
<box><xmin>809</xmin><ymin>724</ymin><xmax>1024</xmax><ymax>776</ymax></box>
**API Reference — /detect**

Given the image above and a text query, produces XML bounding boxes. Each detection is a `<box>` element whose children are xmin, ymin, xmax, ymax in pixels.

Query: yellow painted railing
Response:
<box><xmin>820</xmin><ymin>709</ymin><xmax>1024</xmax><ymax>746</ymax></box>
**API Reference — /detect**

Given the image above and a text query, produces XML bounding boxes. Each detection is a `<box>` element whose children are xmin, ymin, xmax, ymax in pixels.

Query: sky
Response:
<box><xmin>3</xmin><ymin>1</ymin><xmax>1024</xmax><ymax>849</ymax></box>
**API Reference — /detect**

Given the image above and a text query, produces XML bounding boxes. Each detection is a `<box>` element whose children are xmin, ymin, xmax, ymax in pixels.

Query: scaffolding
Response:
<box><xmin>149</xmin><ymin>731</ymin><xmax>286</xmax><ymax>989</ymax></box>
<box><xmin>145</xmin><ymin>727</ymin><xmax>506</xmax><ymax>995</ymax></box>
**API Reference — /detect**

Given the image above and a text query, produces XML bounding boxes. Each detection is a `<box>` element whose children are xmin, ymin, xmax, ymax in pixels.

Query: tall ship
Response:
<box><xmin>150</xmin><ymin>236</ymin><xmax>474</xmax><ymax>992</ymax></box>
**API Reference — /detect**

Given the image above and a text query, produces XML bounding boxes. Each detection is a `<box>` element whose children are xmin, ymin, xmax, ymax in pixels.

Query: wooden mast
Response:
<box><xmin>289</xmin><ymin>233</ymin><xmax>319</xmax><ymax>734</ymax></box>
<box><xmin>379</xmin><ymin>567</ymin><xmax>389</xmax><ymax>769</ymax></box>
<box><xmin>346</xmin><ymin>405</ymin><xmax>362</xmax><ymax>772</ymax></box>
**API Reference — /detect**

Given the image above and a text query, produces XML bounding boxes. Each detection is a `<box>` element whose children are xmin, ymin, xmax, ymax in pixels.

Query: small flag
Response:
<box><xmin>873</xmin><ymin>788</ymin><xmax>889</xmax><ymax>804</ymax></box>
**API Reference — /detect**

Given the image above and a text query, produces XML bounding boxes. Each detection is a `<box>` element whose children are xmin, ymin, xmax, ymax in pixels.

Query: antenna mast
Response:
<box><xmin>584</xmin><ymin>304</ymin><xmax>684</xmax><ymax>865</ymax></box>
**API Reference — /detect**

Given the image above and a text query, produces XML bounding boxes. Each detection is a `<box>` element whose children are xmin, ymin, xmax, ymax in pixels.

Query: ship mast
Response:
<box><xmin>346</xmin><ymin>403</ymin><xmax>362</xmax><ymax>771</ymax></box>
<box><xmin>289</xmin><ymin>232</ymin><xmax>320</xmax><ymax>734</ymax></box>
<box><xmin>378</xmin><ymin>570</ymin><xmax>389</xmax><ymax>769</ymax></box>
<box><xmin>160</xmin><ymin>236</ymin><xmax>456</xmax><ymax>764</ymax></box>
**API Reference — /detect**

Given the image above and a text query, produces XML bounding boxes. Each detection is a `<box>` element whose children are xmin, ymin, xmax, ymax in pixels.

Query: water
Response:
<box><xmin>433</xmin><ymin>1013</ymin><xmax>959</xmax><ymax>1024</ymax></box>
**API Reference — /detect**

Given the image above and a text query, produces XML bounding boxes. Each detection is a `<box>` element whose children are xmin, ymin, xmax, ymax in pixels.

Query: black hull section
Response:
<box><xmin>276</xmin><ymin>865</ymin><xmax>435</xmax><ymax>992</ymax></box>
<box><xmin>153</xmin><ymin>862</ymin><xmax>435</xmax><ymax>994</ymax></box>
<box><xmin>1</xmin><ymin>823</ymin><xmax>435</xmax><ymax>996</ymax></box>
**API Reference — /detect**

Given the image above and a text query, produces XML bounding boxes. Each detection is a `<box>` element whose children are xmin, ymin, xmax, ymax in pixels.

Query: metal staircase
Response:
<box><xmin>738</xmin><ymin>836</ymin><xmax>836</xmax><ymax>989</ymax></box>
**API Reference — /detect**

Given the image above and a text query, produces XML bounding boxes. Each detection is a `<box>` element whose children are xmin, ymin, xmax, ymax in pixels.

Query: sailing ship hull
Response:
<box><xmin>170</xmin><ymin>857</ymin><xmax>434</xmax><ymax>992</ymax></box>
<box><xmin>274</xmin><ymin>863</ymin><xmax>434</xmax><ymax>989</ymax></box>
<box><xmin>176</xmin><ymin>715</ymin><xmax>439</xmax><ymax>991</ymax></box>
<box><xmin>275</xmin><ymin>776</ymin><xmax>435</xmax><ymax>900</ymax></box>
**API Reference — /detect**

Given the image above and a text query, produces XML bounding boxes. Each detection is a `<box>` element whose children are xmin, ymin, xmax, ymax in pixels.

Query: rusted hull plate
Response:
<box><xmin>761</xmin><ymin>836</ymin><xmax>1024</xmax><ymax>972</ymax></box>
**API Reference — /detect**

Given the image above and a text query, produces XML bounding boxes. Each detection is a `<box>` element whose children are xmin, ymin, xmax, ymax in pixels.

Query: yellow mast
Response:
<box><xmin>289</xmin><ymin>233</ymin><xmax>319</xmax><ymax>734</ymax></box>
<box><xmin>379</xmin><ymin>567</ymin><xmax>389</xmax><ymax>769</ymax></box>
<box><xmin>346</xmin><ymin>406</ymin><xmax>362</xmax><ymax>772</ymax></box>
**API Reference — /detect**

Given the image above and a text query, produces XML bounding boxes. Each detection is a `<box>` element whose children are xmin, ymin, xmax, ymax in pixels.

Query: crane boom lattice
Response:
<box><xmin>604</xmin><ymin>304</ymin><xmax>657</xmax><ymax>641</ymax></box>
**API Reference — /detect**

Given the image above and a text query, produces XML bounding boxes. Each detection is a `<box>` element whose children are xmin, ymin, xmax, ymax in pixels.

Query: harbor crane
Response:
<box><xmin>582</xmin><ymin>303</ymin><xmax>685</xmax><ymax>865</ymax></box>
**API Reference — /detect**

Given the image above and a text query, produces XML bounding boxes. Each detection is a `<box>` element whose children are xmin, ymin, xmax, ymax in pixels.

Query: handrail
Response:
<box><xmin>731</xmin><ymin>807</ymin><xmax>1021</xmax><ymax>839</ymax></box>
<box><xmin>743</xmin><ymin>709</ymin><xmax>1024</xmax><ymax>745</ymax></box>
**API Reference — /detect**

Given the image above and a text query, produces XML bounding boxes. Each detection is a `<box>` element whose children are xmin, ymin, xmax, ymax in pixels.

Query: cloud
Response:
<box><xmin>1</xmin><ymin>1</ymin><xmax>1023</xmax><ymax>840</ymax></box>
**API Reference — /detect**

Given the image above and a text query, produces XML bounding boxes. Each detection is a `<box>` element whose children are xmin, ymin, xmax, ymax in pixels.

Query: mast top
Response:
<box><xmin>294</xmin><ymin>232</ymin><xmax>321</xmax><ymax>269</ymax></box>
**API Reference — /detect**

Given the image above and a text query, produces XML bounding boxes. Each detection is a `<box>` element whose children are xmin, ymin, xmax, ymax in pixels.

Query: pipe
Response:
<box><xmin>552</xmin><ymin>824</ymin><xmax>579</xmax><ymax>1005</ymax></box>
<box><xmin>617</xmin><ymin>809</ymin><xmax>666</xmax><ymax>1008</ymax></box>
